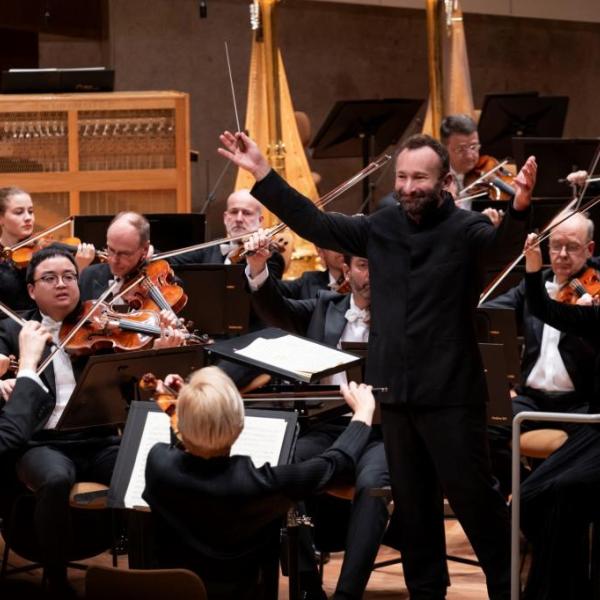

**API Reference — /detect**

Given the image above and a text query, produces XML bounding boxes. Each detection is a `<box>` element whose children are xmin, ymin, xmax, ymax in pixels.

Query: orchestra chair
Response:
<box><xmin>0</xmin><ymin>481</ymin><xmax>117</xmax><ymax>581</ymax></box>
<box><xmin>86</xmin><ymin>566</ymin><xmax>208</xmax><ymax>600</ymax></box>
<box><xmin>239</xmin><ymin>373</ymin><xmax>272</xmax><ymax>394</ymax></box>
<box><xmin>518</xmin><ymin>428</ymin><xmax>568</xmax><ymax>460</ymax></box>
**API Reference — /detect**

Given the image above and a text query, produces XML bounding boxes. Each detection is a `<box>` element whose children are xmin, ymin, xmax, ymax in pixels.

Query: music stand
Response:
<box><xmin>478</xmin><ymin>92</ymin><xmax>569</xmax><ymax>158</ymax></box>
<box><xmin>206</xmin><ymin>327</ymin><xmax>363</xmax><ymax>384</ymax></box>
<box><xmin>310</xmin><ymin>99</ymin><xmax>424</xmax><ymax>208</ymax></box>
<box><xmin>479</xmin><ymin>343</ymin><xmax>512</xmax><ymax>425</ymax></box>
<box><xmin>476</xmin><ymin>307</ymin><xmax>522</xmax><ymax>385</ymax></box>
<box><xmin>512</xmin><ymin>137</ymin><xmax>599</xmax><ymax>198</ymax></box>
<box><xmin>173</xmin><ymin>264</ymin><xmax>250</xmax><ymax>337</ymax></box>
<box><xmin>73</xmin><ymin>213</ymin><xmax>205</xmax><ymax>252</ymax></box>
<box><xmin>55</xmin><ymin>345</ymin><xmax>206</xmax><ymax>431</ymax></box>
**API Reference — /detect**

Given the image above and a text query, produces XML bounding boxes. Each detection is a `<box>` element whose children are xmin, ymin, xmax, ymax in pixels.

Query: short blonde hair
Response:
<box><xmin>176</xmin><ymin>366</ymin><xmax>245</xmax><ymax>456</ymax></box>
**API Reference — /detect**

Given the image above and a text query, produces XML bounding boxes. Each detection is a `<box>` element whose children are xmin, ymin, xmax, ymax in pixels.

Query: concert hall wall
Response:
<box><xmin>33</xmin><ymin>0</ymin><xmax>600</xmax><ymax>236</ymax></box>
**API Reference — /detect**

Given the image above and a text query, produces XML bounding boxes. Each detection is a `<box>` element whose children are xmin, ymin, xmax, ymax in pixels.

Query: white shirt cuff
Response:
<box><xmin>245</xmin><ymin>264</ymin><xmax>270</xmax><ymax>291</ymax></box>
<box><xmin>17</xmin><ymin>369</ymin><xmax>49</xmax><ymax>393</ymax></box>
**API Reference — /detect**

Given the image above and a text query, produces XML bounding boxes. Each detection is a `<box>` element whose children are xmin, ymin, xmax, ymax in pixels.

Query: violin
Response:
<box><xmin>139</xmin><ymin>372</ymin><xmax>182</xmax><ymax>442</ymax></box>
<box><xmin>117</xmin><ymin>259</ymin><xmax>188</xmax><ymax>314</ymax></box>
<box><xmin>557</xmin><ymin>267</ymin><xmax>600</xmax><ymax>305</ymax></box>
<box><xmin>58</xmin><ymin>301</ymin><xmax>210</xmax><ymax>355</ymax></box>
<box><xmin>330</xmin><ymin>273</ymin><xmax>351</xmax><ymax>294</ymax></box>
<box><xmin>463</xmin><ymin>155</ymin><xmax>516</xmax><ymax>201</ymax></box>
<box><xmin>227</xmin><ymin>233</ymin><xmax>290</xmax><ymax>264</ymax></box>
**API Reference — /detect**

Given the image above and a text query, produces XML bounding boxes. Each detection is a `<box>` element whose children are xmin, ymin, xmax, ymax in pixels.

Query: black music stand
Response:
<box><xmin>477</xmin><ymin>92</ymin><xmax>569</xmax><ymax>158</ymax></box>
<box><xmin>512</xmin><ymin>137</ymin><xmax>599</xmax><ymax>198</ymax></box>
<box><xmin>476</xmin><ymin>307</ymin><xmax>522</xmax><ymax>385</ymax></box>
<box><xmin>55</xmin><ymin>345</ymin><xmax>206</xmax><ymax>431</ymax></box>
<box><xmin>173</xmin><ymin>264</ymin><xmax>250</xmax><ymax>337</ymax></box>
<box><xmin>310</xmin><ymin>99</ymin><xmax>424</xmax><ymax>209</ymax></box>
<box><xmin>479</xmin><ymin>343</ymin><xmax>512</xmax><ymax>425</ymax></box>
<box><xmin>206</xmin><ymin>327</ymin><xmax>363</xmax><ymax>384</ymax></box>
<box><xmin>73</xmin><ymin>213</ymin><xmax>205</xmax><ymax>252</ymax></box>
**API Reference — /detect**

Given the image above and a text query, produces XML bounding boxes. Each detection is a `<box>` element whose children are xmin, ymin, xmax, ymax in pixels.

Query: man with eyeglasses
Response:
<box><xmin>484</xmin><ymin>211</ymin><xmax>598</xmax><ymax>495</ymax></box>
<box><xmin>79</xmin><ymin>211</ymin><xmax>152</xmax><ymax>303</ymax></box>
<box><xmin>0</xmin><ymin>247</ymin><xmax>182</xmax><ymax>595</ymax></box>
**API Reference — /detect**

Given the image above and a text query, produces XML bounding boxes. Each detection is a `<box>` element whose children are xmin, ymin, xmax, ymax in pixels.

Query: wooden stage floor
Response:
<box><xmin>0</xmin><ymin>519</ymin><xmax>487</xmax><ymax>598</ymax></box>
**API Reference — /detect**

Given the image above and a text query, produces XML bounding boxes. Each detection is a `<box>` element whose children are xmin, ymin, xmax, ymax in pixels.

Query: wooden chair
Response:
<box><xmin>86</xmin><ymin>566</ymin><xmax>208</xmax><ymax>600</ymax></box>
<box><xmin>0</xmin><ymin>481</ymin><xmax>116</xmax><ymax>580</ymax></box>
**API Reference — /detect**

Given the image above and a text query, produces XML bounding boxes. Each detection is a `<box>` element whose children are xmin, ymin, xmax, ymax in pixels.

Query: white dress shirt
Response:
<box><xmin>525</xmin><ymin>279</ymin><xmax>575</xmax><ymax>393</ymax></box>
<box><xmin>40</xmin><ymin>314</ymin><xmax>77</xmax><ymax>428</ymax></box>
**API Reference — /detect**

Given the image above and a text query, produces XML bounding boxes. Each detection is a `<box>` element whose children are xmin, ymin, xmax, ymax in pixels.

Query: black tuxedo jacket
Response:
<box><xmin>274</xmin><ymin>269</ymin><xmax>330</xmax><ymax>300</ymax></box>
<box><xmin>252</xmin><ymin>170</ymin><xmax>530</xmax><ymax>407</ymax></box>
<box><xmin>484</xmin><ymin>269</ymin><xmax>596</xmax><ymax>398</ymax></box>
<box><xmin>0</xmin><ymin>309</ymin><xmax>118</xmax><ymax>446</ymax></box>
<box><xmin>251</xmin><ymin>275</ymin><xmax>350</xmax><ymax>345</ymax></box>
<box><xmin>143</xmin><ymin>420</ymin><xmax>370</xmax><ymax>578</ymax></box>
<box><xmin>78</xmin><ymin>263</ymin><xmax>113</xmax><ymax>302</ymax></box>
<box><xmin>0</xmin><ymin>378</ymin><xmax>53</xmax><ymax>455</ymax></box>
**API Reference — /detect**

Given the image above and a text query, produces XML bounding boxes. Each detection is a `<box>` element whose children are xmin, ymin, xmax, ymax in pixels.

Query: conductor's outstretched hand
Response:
<box><xmin>218</xmin><ymin>131</ymin><xmax>271</xmax><ymax>182</ymax></box>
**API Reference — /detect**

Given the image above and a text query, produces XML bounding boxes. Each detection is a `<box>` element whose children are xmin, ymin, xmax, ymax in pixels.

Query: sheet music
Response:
<box><xmin>123</xmin><ymin>411</ymin><xmax>171</xmax><ymax>509</ymax></box>
<box><xmin>231</xmin><ymin>416</ymin><xmax>288</xmax><ymax>467</ymax></box>
<box><xmin>235</xmin><ymin>335</ymin><xmax>356</xmax><ymax>376</ymax></box>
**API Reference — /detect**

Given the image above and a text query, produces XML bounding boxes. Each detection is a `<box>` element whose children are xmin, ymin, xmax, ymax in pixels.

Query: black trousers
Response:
<box><xmin>15</xmin><ymin>441</ymin><xmax>119</xmax><ymax>578</ymax></box>
<box><xmin>521</xmin><ymin>424</ymin><xmax>600</xmax><ymax>600</ymax></box>
<box><xmin>295</xmin><ymin>421</ymin><xmax>390</xmax><ymax>600</ymax></box>
<box><xmin>381</xmin><ymin>403</ymin><xmax>510</xmax><ymax>600</ymax></box>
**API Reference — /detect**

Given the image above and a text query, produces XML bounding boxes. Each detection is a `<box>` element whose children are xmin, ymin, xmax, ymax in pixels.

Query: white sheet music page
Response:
<box><xmin>124</xmin><ymin>411</ymin><xmax>171</xmax><ymax>509</ymax></box>
<box><xmin>234</xmin><ymin>335</ymin><xmax>356</xmax><ymax>377</ymax></box>
<box><xmin>231</xmin><ymin>416</ymin><xmax>287</xmax><ymax>467</ymax></box>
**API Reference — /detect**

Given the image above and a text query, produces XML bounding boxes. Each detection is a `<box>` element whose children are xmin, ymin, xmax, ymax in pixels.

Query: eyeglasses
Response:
<box><xmin>453</xmin><ymin>143</ymin><xmax>481</xmax><ymax>155</ymax></box>
<box><xmin>34</xmin><ymin>271</ymin><xmax>78</xmax><ymax>286</ymax></box>
<box><xmin>549</xmin><ymin>242</ymin><xmax>586</xmax><ymax>254</ymax></box>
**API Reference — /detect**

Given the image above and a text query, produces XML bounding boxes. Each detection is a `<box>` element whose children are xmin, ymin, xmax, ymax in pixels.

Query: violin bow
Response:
<box><xmin>479</xmin><ymin>193</ymin><xmax>600</xmax><ymax>306</ymax></box>
<box><xmin>478</xmin><ymin>142</ymin><xmax>600</xmax><ymax>306</ymax></box>
<box><xmin>152</xmin><ymin>153</ymin><xmax>392</xmax><ymax>264</ymax></box>
<box><xmin>459</xmin><ymin>159</ymin><xmax>510</xmax><ymax>199</ymax></box>
<box><xmin>0</xmin><ymin>301</ymin><xmax>27</xmax><ymax>327</ymax></box>
<box><xmin>4</xmin><ymin>216</ymin><xmax>74</xmax><ymax>254</ymax></box>
<box><xmin>35</xmin><ymin>279</ymin><xmax>122</xmax><ymax>376</ymax></box>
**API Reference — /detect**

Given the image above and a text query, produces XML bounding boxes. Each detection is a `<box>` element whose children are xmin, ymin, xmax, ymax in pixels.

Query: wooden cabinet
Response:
<box><xmin>0</xmin><ymin>91</ymin><xmax>190</xmax><ymax>229</ymax></box>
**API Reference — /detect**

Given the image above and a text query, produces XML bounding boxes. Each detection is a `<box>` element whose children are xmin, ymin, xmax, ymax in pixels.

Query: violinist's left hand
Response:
<box><xmin>524</xmin><ymin>232</ymin><xmax>543</xmax><ymax>273</ymax></box>
<box><xmin>75</xmin><ymin>243</ymin><xmax>96</xmax><ymax>272</ymax></box>
<box><xmin>153</xmin><ymin>326</ymin><xmax>185</xmax><ymax>349</ymax></box>
<box><xmin>512</xmin><ymin>155</ymin><xmax>537</xmax><ymax>211</ymax></box>
<box><xmin>576</xmin><ymin>293</ymin><xmax>594</xmax><ymax>306</ymax></box>
<box><xmin>0</xmin><ymin>378</ymin><xmax>16</xmax><ymax>402</ymax></box>
<box><xmin>244</xmin><ymin>229</ymin><xmax>272</xmax><ymax>278</ymax></box>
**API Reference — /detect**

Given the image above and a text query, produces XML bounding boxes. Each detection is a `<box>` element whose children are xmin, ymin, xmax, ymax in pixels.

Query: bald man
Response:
<box><xmin>167</xmin><ymin>189</ymin><xmax>283</xmax><ymax>277</ymax></box>
<box><xmin>484</xmin><ymin>211</ymin><xmax>598</xmax><ymax>494</ymax></box>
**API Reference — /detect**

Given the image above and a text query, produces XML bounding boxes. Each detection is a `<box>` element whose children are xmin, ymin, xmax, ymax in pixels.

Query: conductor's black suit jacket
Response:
<box><xmin>251</xmin><ymin>170</ymin><xmax>530</xmax><ymax>407</ymax></box>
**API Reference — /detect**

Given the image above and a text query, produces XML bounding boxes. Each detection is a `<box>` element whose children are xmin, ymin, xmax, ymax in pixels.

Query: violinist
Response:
<box><xmin>275</xmin><ymin>247</ymin><xmax>346</xmax><ymax>299</ymax></box>
<box><xmin>166</xmin><ymin>188</ymin><xmax>284</xmax><ymax>278</ymax></box>
<box><xmin>0</xmin><ymin>247</ymin><xmax>182</xmax><ymax>596</ymax></box>
<box><xmin>483</xmin><ymin>211</ymin><xmax>598</xmax><ymax>496</ymax></box>
<box><xmin>246</xmin><ymin>234</ymin><xmax>390</xmax><ymax>600</ymax></box>
<box><xmin>78</xmin><ymin>211</ymin><xmax>151</xmax><ymax>303</ymax></box>
<box><xmin>0</xmin><ymin>187</ymin><xmax>96</xmax><ymax>314</ymax></box>
<box><xmin>441</xmin><ymin>114</ymin><xmax>515</xmax><ymax>210</ymax></box>
<box><xmin>518</xmin><ymin>232</ymin><xmax>600</xmax><ymax>600</ymax></box>
<box><xmin>143</xmin><ymin>367</ymin><xmax>376</xmax><ymax>600</ymax></box>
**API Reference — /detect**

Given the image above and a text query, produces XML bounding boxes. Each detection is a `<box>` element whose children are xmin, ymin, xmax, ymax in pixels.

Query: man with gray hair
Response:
<box><xmin>484</xmin><ymin>211</ymin><xmax>598</xmax><ymax>494</ymax></box>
